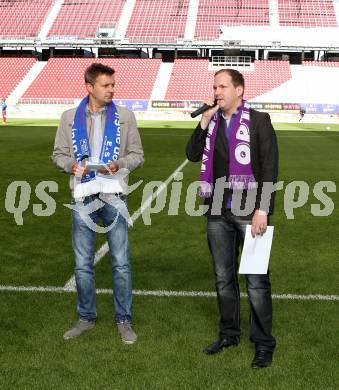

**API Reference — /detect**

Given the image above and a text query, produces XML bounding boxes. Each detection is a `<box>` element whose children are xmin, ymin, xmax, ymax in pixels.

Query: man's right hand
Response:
<box><xmin>200</xmin><ymin>98</ymin><xmax>220</xmax><ymax>130</ymax></box>
<box><xmin>71</xmin><ymin>162</ymin><xmax>89</xmax><ymax>177</ymax></box>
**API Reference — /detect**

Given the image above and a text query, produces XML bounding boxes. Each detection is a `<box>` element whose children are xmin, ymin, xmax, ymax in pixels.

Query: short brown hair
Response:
<box><xmin>84</xmin><ymin>63</ymin><xmax>115</xmax><ymax>85</ymax></box>
<box><xmin>214</xmin><ymin>68</ymin><xmax>245</xmax><ymax>91</ymax></box>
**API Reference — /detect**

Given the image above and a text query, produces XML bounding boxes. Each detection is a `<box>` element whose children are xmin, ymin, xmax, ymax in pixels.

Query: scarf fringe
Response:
<box><xmin>228</xmin><ymin>174</ymin><xmax>257</xmax><ymax>190</ymax></box>
<box><xmin>198</xmin><ymin>181</ymin><xmax>213</xmax><ymax>198</ymax></box>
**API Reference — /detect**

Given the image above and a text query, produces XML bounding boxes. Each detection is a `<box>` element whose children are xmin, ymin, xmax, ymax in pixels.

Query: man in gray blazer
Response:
<box><xmin>52</xmin><ymin>63</ymin><xmax>144</xmax><ymax>344</ymax></box>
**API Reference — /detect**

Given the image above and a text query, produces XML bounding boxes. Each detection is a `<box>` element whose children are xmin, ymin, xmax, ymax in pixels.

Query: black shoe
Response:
<box><xmin>203</xmin><ymin>338</ymin><xmax>239</xmax><ymax>355</ymax></box>
<box><xmin>251</xmin><ymin>349</ymin><xmax>273</xmax><ymax>369</ymax></box>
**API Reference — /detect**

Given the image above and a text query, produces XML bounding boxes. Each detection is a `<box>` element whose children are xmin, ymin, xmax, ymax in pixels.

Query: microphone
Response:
<box><xmin>190</xmin><ymin>100</ymin><xmax>217</xmax><ymax>118</ymax></box>
<box><xmin>80</xmin><ymin>154</ymin><xmax>89</xmax><ymax>169</ymax></box>
<box><xmin>80</xmin><ymin>154</ymin><xmax>89</xmax><ymax>165</ymax></box>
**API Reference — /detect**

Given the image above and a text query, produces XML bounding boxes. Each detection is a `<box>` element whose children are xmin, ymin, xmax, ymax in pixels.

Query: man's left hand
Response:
<box><xmin>251</xmin><ymin>209</ymin><xmax>267</xmax><ymax>238</ymax></box>
<box><xmin>97</xmin><ymin>162</ymin><xmax>119</xmax><ymax>175</ymax></box>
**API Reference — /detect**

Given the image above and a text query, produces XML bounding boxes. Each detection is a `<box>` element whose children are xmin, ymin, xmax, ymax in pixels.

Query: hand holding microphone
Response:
<box><xmin>190</xmin><ymin>99</ymin><xmax>218</xmax><ymax>118</ymax></box>
<box><xmin>192</xmin><ymin>99</ymin><xmax>219</xmax><ymax>130</ymax></box>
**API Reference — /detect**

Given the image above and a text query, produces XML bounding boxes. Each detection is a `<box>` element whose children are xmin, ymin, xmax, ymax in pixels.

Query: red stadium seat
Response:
<box><xmin>165</xmin><ymin>59</ymin><xmax>292</xmax><ymax>100</ymax></box>
<box><xmin>48</xmin><ymin>0</ymin><xmax>125</xmax><ymax>39</ymax></box>
<box><xmin>22</xmin><ymin>58</ymin><xmax>162</xmax><ymax>100</ymax></box>
<box><xmin>0</xmin><ymin>0</ymin><xmax>53</xmax><ymax>38</ymax></box>
<box><xmin>195</xmin><ymin>0</ymin><xmax>270</xmax><ymax>40</ymax></box>
<box><xmin>0</xmin><ymin>57</ymin><xmax>37</xmax><ymax>98</ymax></box>
<box><xmin>278</xmin><ymin>0</ymin><xmax>337</xmax><ymax>27</ymax></box>
<box><xmin>126</xmin><ymin>0</ymin><xmax>190</xmax><ymax>43</ymax></box>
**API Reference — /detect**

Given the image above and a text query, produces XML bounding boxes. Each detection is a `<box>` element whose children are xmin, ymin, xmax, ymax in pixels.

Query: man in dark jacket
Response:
<box><xmin>186</xmin><ymin>69</ymin><xmax>278</xmax><ymax>369</ymax></box>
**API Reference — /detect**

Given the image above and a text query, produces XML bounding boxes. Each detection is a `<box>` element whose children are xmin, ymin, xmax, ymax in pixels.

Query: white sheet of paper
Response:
<box><xmin>73</xmin><ymin>169</ymin><xmax>129</xmax><ymax>199</ymax></box>
<box><xmin>239</xmin><ymin>225</ymin><xmax>274</xmax><ymax>274</ymax></box>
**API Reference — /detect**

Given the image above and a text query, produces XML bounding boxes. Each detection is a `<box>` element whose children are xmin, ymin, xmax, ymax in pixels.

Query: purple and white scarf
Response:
<box><xmin>199</xmin><ymin>100</ymin><xmax>256</xmax><ymax>198</ymax></box>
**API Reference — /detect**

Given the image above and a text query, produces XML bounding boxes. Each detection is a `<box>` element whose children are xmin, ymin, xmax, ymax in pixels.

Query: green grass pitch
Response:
<box><xmin>0</xmin><ymin>120</ymin><xmax>338</xmax><ymax>389</ymax></box>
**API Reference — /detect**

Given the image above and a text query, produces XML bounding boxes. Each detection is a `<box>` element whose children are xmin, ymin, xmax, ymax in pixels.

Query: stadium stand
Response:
<box><xmin>165</xmin><ymin>59</ymin><xmax>214</xmax><ymax>100</ymax></box>
<box><xmin>0</xmin><ymin>1</ymin><xmax>337</xmax><ymax>113</ymax></box>
<box><xmin>21</xmin><ymin>58</ymin><xmax>161</xmax><ymax>101</ymax></box>
<box><xmin>0</xmin><ymin>0</ymin><xmax>53</xmax><ymax>38</ymax></box>
<box><xmin>303</xmin><ymin>60</ymin><xmax>339</xmax><ymax>66</ymax></box>
<box><xmin>165</xmin><ymin>59</ymin><xmax>292</xmax><ymax>100</ymax></box>
<box><xmin>194</xmin><ymin>0</ymin><xmax>270</xmax><ymax>40</ymax></box>
<box><xmin>245</xmin><ymin>60</ymin><xmax>292</xmax><ymax>99</ymax></box>
<box><xmin>126</xmin><ymin>0</ymin><xmax>190</xmax><ymax>43</ymax></box>
<box><xmin>250</xmin><ymin>62</ymin><xmax>339</xmax><ymax>104</ymax></box>
<box><xmin>0</xmin><ymin>0</ymin><xmax>337</xmax><ymax>41</ymax></box>
<box><xmin>0</xmin><ymin>57</ymin><xmax>36</xmax><ymax>98</ymax></box>
<box><xmin>47</xmin><ymin>0</ymin><xmax>125</xmax><ymax>39</ymax></box>
<box><xmin>278</xmin><ymin>0</ymin><xmax>337</xmax><ymax>27</ymax></box>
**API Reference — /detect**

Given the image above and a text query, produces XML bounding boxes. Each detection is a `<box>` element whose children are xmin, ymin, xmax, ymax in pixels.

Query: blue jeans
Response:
<box><xmin>207</xmin><ymin>211</ymin><xmax>276</xmax><ymax>350</ymax></box>
<box><xmin>72</xmin><ymin>194</ymin><xmax>132</xmax><ymax>324</ymax></box>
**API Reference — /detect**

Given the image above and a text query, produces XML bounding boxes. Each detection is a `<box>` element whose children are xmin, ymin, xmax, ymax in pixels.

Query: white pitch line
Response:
<box><xmin>129</xmin><ymin>158</ymin><xmax>189</xmax><ymax>222</ymax></box>
<box><xmin>63</xmin><ymin>159</ymin><xmax>190</xmax><ymax>290</ymax></box>
<box><xmin>0</xmin><ymin>285</ymin><xmax>338</xmax><ymax>301</ymax></box>
<box><xmin>142</xmin><ymin>133</ymin><xmax>190</xmax><ymax>137</ymax></box>
<box><xmin>137</xmin><ymin>133</ymin><xmax>339</xmax><ymax>138</ymax></box>
<box><xmin>279</xmin><ymin>134</ymin><xmax>339</xmax><ymax>138</ymax></box>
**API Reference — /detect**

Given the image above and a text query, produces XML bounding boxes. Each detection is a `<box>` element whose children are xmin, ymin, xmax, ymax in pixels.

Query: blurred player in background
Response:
<box><xmin>1</xmin><ymin>98</ymin><xmax>7</xmax><ymax>124</ymax></box>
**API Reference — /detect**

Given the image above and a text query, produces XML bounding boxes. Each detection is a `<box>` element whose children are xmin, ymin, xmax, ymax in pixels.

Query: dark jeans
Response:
<box><xmin>207</xmin><ymin>211</ymin><xmax>276</xmax><ymax>350</ymax></box>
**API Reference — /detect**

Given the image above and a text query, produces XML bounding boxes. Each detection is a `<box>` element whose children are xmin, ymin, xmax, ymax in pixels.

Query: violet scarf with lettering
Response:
<box><xmin>72</xmin><ymin>96</ymin><xmax>120</xmax><ymax>183</ymax></box>
<box><xmin>199</xmin><ymin>100</ymin><xmax>256</xmax><ymax>198</ymax></box>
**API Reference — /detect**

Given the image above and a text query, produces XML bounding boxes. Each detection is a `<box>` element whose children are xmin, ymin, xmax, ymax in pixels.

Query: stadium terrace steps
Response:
<box><xmin>38</xmin><ymin>0</ymin><xmax>64</xmax><ymax>40</ymax></box>
<box><xmin>0</xmin><ymin>58</ymin><xmax>37</xmax><ymax>100</ymax></box>
<box><xmin>113</xmin><ymin>0</ymin><xmax>137</xmax><ymax>40</ymax></box>
<box><xmin>269</xmin><ymin>0</ymin><xmax>280</xmax><ymax>27</ymax></box>
<box><xmin>184</xmin><ymin>0</ymin><xmax>199</xmax><ymax>40</ymax></box>
<box><xmin>150</xmin><ymin>63</ymin><xmax>174</xmax><ymax>101</ymax></box>
<box><xmin>335</xmin><ymin>0</ymin><xmax>339</xmax><ymax>22</ymax></box>
<box><xmin>7</xmin><ymin>61</ymin><xmax>48</xmax><ymax>106</ymax></box>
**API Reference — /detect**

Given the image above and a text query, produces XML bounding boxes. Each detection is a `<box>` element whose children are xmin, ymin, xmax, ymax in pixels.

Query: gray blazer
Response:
<box><xmin>52</xmin><ymin>104</ymin><xmax>144</xmax><ymax>192</ymax></box>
